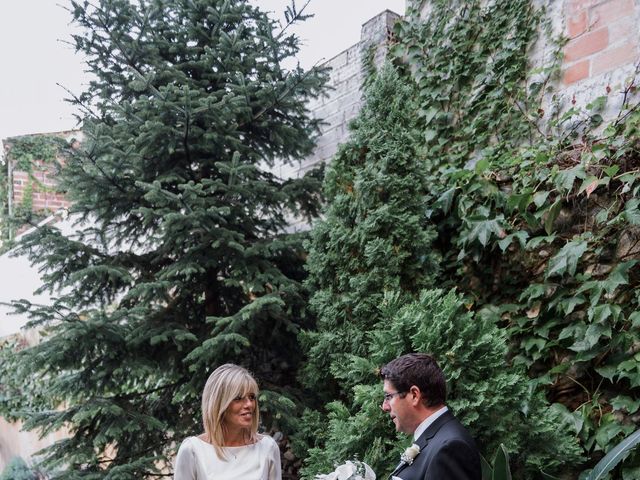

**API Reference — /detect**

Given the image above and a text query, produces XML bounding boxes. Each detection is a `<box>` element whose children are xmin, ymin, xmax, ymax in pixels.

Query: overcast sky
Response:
<box><xmin>0</xmin><ymin>0</ymin><xmax>405</xmax><ymax>145</ymax></box>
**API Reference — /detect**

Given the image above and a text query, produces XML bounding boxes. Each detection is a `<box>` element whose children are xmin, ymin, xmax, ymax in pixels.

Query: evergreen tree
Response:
<box><xmin>0</xmin><ymin>0</ymin><xmax>325</xmax><ymax>477</ymax></box>
<box><xmin>300</xmin><ymin>289</ymin><xmax>583</xmax><ymax>479</ymax></box>
<box><xmin>301</xmin><ymin>64</ymin><xmax>439</xmax><ymax>393</ymax></box>
<box><xmin>297</xmin><ymin>63</ymin><xmax>439</xmax><ymax>470</ymax></box>
<box><xmin>0</xmin><ymin>457</ymin><xmax>40</xmax><ymax>480</ymax></box>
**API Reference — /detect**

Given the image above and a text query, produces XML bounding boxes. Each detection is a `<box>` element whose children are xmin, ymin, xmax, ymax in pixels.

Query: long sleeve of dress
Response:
<box><xmin>174</xmin><ymin>438</ymin><xmax>197</xmax><ymax>480</ymax></box>
<box><xmin>265</xmin><ymin>436</ymin><xmax>282</xmax><ymax>480</ymax></box>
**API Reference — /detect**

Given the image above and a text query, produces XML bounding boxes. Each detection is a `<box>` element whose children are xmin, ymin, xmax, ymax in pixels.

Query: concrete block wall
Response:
<box><xmin>276</xmin><ymin>10</ymin><xmax>401</xmax><ymax>181</ymax></box>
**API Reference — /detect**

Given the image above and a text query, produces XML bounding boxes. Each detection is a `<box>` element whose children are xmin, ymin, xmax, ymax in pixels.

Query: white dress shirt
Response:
<box><xmin>413</xmin><ymin>406</ymin><xmax>448</xmax><ymax>441</ymax></box>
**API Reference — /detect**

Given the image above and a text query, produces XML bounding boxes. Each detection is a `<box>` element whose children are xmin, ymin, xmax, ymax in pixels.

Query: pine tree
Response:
<box><xmin>297</xmin><ymin>63</ymin><xmax>439</xmax><ymax>469</ymax></box>
<box><xmin>0</xmin><ymin>0</ymin><xmax>325</xmax><ymax>477</ymax></box>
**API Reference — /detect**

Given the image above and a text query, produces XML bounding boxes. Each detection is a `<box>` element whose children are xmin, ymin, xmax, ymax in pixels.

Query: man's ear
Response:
<box><xmin>408</xmin><ymin>385</ymin><xmax>423</xmax><ymax>406</ymax></box>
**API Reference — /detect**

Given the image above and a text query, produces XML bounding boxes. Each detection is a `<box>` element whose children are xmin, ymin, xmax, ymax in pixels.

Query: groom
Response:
<box><xmin>380</xmin><ymin>353</ymin><xmax>481</xmax><ymax>480</ymax></box>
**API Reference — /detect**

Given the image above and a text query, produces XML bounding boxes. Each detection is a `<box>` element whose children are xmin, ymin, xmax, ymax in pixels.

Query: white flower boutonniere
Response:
<box><xmin>400</xmin><ymin>443</ymin><xmax>421</xmax><ymax>465</ymax></box>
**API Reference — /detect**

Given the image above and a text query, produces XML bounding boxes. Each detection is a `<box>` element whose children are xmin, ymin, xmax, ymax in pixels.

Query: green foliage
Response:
<box><xmin>301</xmin><ymin>63</ymin><xmax>439</xmax><ymax>393</ymax></box>
<box><xmin>6</xmin><ymin>135</ymin><xmax>66</xmax><ymax>172</ymax></box>
<box><xmin>484</xmin><ymin>430</ymin><xmax>640</xmax><ymax>480</ymax></box>
<box><xmin>585</xmin><ymin>429</ymin><xmax>640</xmax><ymax>480</ymax></box>
<box><xmin>0</xmin><ymin>457</ymin><xmax>40</xmax><ymax>480</ymax></box>
<box><xmin>0</xmin><ymin>0</ymin><xmax>326</xmax><ymax>477</ymax></box>
<box><xmin>299</xmin><ymin>62</ymin><xmax>439</xmax><ymax>475</ymax></box>
<box><xmin>301</xmin><ymin>289</ymin><xmax>582</xmax><ymax>479</ymax></box>
<box><xmin>390</xmin><ymin>0</ymin><xmax>640</xmax><ymax>473</ymax></box>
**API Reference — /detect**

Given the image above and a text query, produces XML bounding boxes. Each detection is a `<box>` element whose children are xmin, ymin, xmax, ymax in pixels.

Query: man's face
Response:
<box><xmin>381</xmin><ymin>379</ymin><xmax>416</xmax><ymax>435</ymax></box>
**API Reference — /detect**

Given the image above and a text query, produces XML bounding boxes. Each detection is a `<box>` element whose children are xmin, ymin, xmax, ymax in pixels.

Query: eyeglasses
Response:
<box><xmin>382</xmin><ymin>391</ymin><xmax>405</xmax><ymax>404</ymax></box>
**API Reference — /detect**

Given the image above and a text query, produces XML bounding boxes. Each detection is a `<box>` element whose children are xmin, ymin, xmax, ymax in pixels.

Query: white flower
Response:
<box><xmin>400</xmin><ymin>443</ymin><xmax>421</xmax><ymax>465</ymax></box>
<box><xmin>315</xmin><ymin>460</ymin><xmax>376</xmax><ymax>480</ymax></box>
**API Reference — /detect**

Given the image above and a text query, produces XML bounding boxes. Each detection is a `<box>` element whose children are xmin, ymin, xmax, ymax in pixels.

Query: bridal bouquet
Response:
<box><xmin>315</xmin><ymin>460</ymin><xmax>376</xmax><ymax>480</ymax></box>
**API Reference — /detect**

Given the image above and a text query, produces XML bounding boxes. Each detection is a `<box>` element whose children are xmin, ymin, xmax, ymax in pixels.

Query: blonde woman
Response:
<box><xmin>174</xmin><ymin>364</ymin><xmax>282</xmax><ymax>480</ymax></box>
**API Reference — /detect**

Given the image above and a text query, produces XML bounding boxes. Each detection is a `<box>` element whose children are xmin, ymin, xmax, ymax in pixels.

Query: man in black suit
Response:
<box><xmin>380</xmin><ymin>353</ymin><xmax>481</xmax><ymax>480</ymax></box>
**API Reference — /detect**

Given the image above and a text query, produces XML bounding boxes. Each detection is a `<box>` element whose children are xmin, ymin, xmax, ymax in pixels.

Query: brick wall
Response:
<box><xmin>2</xmin><ymin>132</ymin><xmax>76</xmax><ymax>236</ymax></box>
<box><xmin>562</xmin><ymin>0</ymin><xmax>639</xmax><ymax>85</ymax></box>
<box><xmin>11</xmin><ymin>162</ymin><xmax>70</xmax><ymax>212</ymax></box>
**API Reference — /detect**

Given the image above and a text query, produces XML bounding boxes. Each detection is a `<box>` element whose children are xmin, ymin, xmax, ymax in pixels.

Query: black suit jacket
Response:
<box><xmin>391</xmin><ymin>410</ymin><xmax>481</xmax><ymax>480</ymax></box>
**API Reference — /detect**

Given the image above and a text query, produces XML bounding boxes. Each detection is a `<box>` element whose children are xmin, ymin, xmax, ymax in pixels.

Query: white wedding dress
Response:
<box><xmin>173</xmin><ymin>435</ymin><xmax>282</xmax><ymax>480</ymax></box>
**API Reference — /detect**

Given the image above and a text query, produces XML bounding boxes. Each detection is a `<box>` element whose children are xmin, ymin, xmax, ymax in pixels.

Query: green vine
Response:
<box><xmin>393</xmin><ymin>0</ymin><xmax>640</xmax><ymax>476</ymax></box>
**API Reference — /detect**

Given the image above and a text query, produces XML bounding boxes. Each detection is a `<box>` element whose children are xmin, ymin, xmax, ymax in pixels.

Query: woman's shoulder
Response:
<box><xmin>178</xmin><ymin>436</ymin><xmax>204</xmax><ymax>452</ymax></box>
<box><xmin>256</xmin><ymin>434</ymin><xmax>279</xmax><ymax>451</ymax></box>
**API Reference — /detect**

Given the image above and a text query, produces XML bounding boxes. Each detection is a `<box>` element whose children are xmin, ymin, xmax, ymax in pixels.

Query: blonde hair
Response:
<box><xmin>202</xmin><ymin>363</ymin><xmax>260</xmax><ymax>460</ymax></box>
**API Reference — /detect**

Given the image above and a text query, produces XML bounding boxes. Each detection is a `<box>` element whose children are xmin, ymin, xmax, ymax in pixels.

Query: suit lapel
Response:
<box><xmin>389</xmin><ymin>411</ymin><xmax>457</xmax><ymax>480</ymax></box>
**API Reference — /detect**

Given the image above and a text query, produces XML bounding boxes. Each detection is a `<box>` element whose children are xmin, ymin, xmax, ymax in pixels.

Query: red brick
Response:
<box><xmin>563</xmin><ymin>59</ymin><xmax>591</xmax><ymax>84</ymax></box>
<box><xmin>564</xmin><ymin>28</ymin><xmax>609</xmax><ymax>61</ymax></box>
<box><xmin>590</xmin><ymin>0</ymin><xmax>635</xmax><ymax>29</ymax></box>
<box><xmin>592</xmin><ymin>42</ymin><xmax>638</xmax><ymax>74</ymax></box>
<box><xmin>568</xmin><ymin>11</ymin><xmax>589</xmax><ymax>38</ymax></box>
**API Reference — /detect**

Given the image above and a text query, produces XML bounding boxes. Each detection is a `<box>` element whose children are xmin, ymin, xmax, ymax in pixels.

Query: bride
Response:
<box><xmin>174</xmin><ymin>364</ymin><xmax>282</xmax><ymax>480</ymax></box>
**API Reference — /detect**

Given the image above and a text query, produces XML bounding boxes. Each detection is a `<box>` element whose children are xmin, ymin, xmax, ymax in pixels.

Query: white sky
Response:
<box><xmin>0</xmin><ymin>0</ymin><xmax>405</xmax><ymax>144</ymax></box>
<box><xmin>0</xmin><ymin>0</ymin><xmax>405</xmax><ymax>337</ymax></box>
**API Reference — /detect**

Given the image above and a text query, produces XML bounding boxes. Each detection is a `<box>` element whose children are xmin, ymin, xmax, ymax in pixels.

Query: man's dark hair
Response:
<box><xmin>380</xmin><ymin>353</ymin><xmax>446</xmax><ymax>407</ymax></box>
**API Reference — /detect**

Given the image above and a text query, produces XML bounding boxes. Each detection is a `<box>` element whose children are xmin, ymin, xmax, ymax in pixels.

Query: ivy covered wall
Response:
<box><xmin>0</xmin><ymin>132</ymin><xmax>75</xmax><ymax>248</ymax></box>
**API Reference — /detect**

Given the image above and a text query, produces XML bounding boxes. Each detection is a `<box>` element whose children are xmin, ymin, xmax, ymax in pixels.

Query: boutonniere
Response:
<box><xmin>400</xmin><ymin>443</ymin><xmax>420</xmax><ymax>465</ymax></box>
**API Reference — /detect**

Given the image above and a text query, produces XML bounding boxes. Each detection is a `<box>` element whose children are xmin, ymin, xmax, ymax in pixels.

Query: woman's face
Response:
<box><xmin>223</xmin><ymin>392</ymin><xmax>257</xmax><ymax>431</ymax></box>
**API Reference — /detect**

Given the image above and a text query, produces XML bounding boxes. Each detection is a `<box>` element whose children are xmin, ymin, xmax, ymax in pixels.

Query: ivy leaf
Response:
<box><xmin>596</xmin><ymin>364</ymin><xmax>618</xmax><ymax>381</ymax></box>
<box><xmin>525</xmin><ymin>235</ymin><xmax>556</xmax><ymax>250</ymax></box>
<box><xmin>604</xmin><ymin>165</ymin><xmax>619</xmax><ymax>177</ymax></box>
<box><xmin>550</xmin><ymin>403</ymin><xmax>584</xmax><ymax>435</ymax></box>
<box><xmin>610</xmin><ymin>395</ymin><xmax>640</xmax><ymax>414</ymax></box>
<box><xmin>466</xmin><ymin>217</ymin><xmax>505</xmax><ymax>246</ymax></box>
<box><xmin>594</xmin><ymin>419</ymin><xmax>633</xmax><ymax>450</ymax></box>
<box><xmin>588</xmin><ymin>304</ymin><xmax>621</xmax><ymax>324</ymax></box>
<box><xmin>422</xmin><ymin>106</ymin><xmax>439</xmax><ymax>124</ymax></box>
<box><xmin>519</xmin><ymin>283</ymin><xmax>547</xmax><ymax>302</ymax></box>
<box><xmin>475</xmin><ymin>158</ymin><xmax>491</xmax><ymax>174</ymax></box>
<box><xmin>424</xmin><ymin>129</ymin><xmax>437</xmax><ymax>142</ymax></box>
<box><xmin>554</xmin><ymin>164</ymin><xmax>586</xmax><ymax>192</ymax></box>
<box><xmin>533</xmin><ymin>190</ymin><xmax>550</xmax><ymax>207</ymax></box>
<box><xmin>569</xmin><ymin>323</ymin><xmax>611</xmax><ymax>352</ymax></box>
<box><xmin>623</xmin><ymin>199</ymin><xmax>640</xmax><ymax>225</ymax></box>
<box><xmin>595</xmin><ymin>209</ymin><xmax>609</xmax><ymax>224</ymax></box>
<box><xmin>507</xmin><ymin>192</ymin><xmax>532</xmax><ymax>213</ymax></box>
<box><xmin>601</xmin><ymin>261</ymin><xmax>637</xmax><ymax>294</ymax></box>
<box><xmin>578</xmin><ymin>176</ymin><xmax>600</xmax><ymax>198</ymax></box>
<box><xmin>546</xmin><ymin>239</ymin><xmax>588</xmax><ymax>278</ymax></box>
<box><xmin>436</xmin><ymin>187</ymin><xmax>456</xmax><ymax>214</ymax></box>
<box><xmin>628</xmin><ymin>312</ymin><xmax>640</xmax><ymax>329</ymax></box>
<box><xmin>558</xmin><ymin>322</ymin><xmax>585</xmax><ymax>341</ymax></box>
<box><xmin>498</xmin><ymin>231</ymin><xmax>529</xmax><ymax>251</ymax></box>
<box><xmin>558</xmin><ymin>295</ymin><xmax>586</xmax><ymax>315</ymax></box>
<box><xmin>544</xmin><ymin>199</ymin><xmax>562</xmax><ymax>235</ymax></box>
